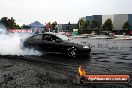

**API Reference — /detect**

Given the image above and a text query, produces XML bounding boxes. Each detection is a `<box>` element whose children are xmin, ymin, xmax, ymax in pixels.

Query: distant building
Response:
<box><xmin>57</xmin><ymin>23</ymin><xmax>78</xmax><ymax>32</ymax></box>
<box><xmin>26</xmin><ymin>21</ymin><xmax>44</xmax><ymax>32</ymax></box>
<box><xmin>57</xmin><ymin>24</ymin><xmax>67</xmax><ymax>31</ymax></box>
<box><xmin>86</xmin><ymin>15</ymin><xmax>102</xmax><ymax>25</ymax></box>
<box><xmin>102</xmin><ymin>14</ymin><xmax>132</xmax><ymax>31</ymax></box>
<box><xmin>93</xmin><ymin>15</ymin><xmax>102</xmax><ymax>26</ymax></box>
<box><xmin>113</xmin><ymin>14</ymin><xmax>128</xmax><ymax>30</ymax></box>
<box><xmin>70</xmin><ymin>24</ymin><xmax>78</xmax><ymax>30</ymax></box>
<box><xmin>86</xmin><ymin>15</ymin><xmax>102</xmax><ymax>30</ymax></box>
<box><xmin>128</xmin><ymin>14</ymin><xmax>132</xmax><ymax>30</ymax></box>
<box><xmin>85</xmin><ymin>14</ymin><xmax>132</xmax><ymax>31</ymax></box>
<box><xmin>86</xmin><ymin>16</ymin><xmax>93</xmax><ymax>23</ymax></box>
<box><xmin>80</xmin><ymin>17</ymin><xmax>87</xmax><ymax>21</ymax></box>
<box><xmin>102</xmin><ymin>15</ymin><xmax>114</xmax><ymax>25</ymax></box>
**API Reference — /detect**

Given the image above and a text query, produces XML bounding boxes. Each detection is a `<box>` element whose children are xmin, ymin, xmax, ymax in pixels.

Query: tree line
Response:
<box><xmin>0</xmin><ymin>17</ymin><xmax>131</xmax><ymax>32</ymax></box>
<box><xmin>78</xmin><ymin>18</ymin><xmax>131</xmax><ymax>31</ymax></box>
<box><xmin>0</xmin><ymin>17</ymin><xmax>21</xmax><ymax>29</ymax></box>
<box><xmin>0</xmin><ymin>17</ymin><xmax>59</xmax><ymax>30</ymax></box>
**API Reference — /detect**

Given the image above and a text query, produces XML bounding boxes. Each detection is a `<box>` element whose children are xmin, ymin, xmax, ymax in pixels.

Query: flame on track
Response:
<box><xmin>78</xmin><ymin>66</ymin><xmax>86</xmax><ymax>76</ymax></box>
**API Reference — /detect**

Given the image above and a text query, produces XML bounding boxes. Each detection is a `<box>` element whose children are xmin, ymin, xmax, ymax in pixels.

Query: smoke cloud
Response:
<box><xmin>0</xmin><ymin>30</ymin><xmax>41</xmax><ymax>56</ymax></box>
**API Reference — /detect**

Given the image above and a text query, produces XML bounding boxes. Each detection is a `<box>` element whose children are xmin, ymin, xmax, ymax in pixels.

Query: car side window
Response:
<box><xmin>43</xmin><ymin>34</ymin><xmax>52</xmax><ymax>41</ymax></box>
<box><xmin>32</xmin><ymin>35</ymin><xmax>42</xmax><ymax>40</ymax></box>
<box><xmin>51</xmin><ymin>35</ymin><xmax>62</xmax><ymax>42</ymax></box>
<box><xmin>42</xmin><ymin>34</ymin><xmax>62</xmax><ymax>42</ymax></box>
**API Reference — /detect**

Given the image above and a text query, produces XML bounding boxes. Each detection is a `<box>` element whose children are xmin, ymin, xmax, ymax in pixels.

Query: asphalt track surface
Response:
<box><xmin>0</xmin><ymin>37</ymin><xmax>132</xmax><ymax>88</ymax></box>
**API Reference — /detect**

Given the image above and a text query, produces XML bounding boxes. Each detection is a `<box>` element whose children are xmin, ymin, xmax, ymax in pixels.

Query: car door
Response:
<box><xmin>42</xmin><ymin>34</ymin><xmax>63</xmax><ymax>53</ymax></box>
<box><xmin>42</xmin><ymin>34</ymin><xmax>54</xmax><ymax>52</ymax></box>
<box><xmin>50</xmin><ymin>35</ymin><xmax>65</xmax><ymax>53</ymax></box>
<box><xmin>30</xmin><ymin>34</ymin><xmax>43</xmax><ymax>50</ymax></box>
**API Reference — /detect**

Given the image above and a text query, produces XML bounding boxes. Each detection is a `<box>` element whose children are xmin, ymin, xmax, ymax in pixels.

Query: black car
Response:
<box><xmin>23</xmin><ymin>32</ymin><xmax>91</xmax><ymax>58</ymax></box>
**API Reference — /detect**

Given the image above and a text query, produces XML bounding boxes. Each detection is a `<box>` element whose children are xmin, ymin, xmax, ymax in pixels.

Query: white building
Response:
<box><xmin>102</xmin><ymin>15</ymin><xmax>114</xmax><ymax>25</ymax></box>
<box><xmin>113</xmin><ymin>14</ymin><xmax>128</xmax><ymax>30</ymax></box>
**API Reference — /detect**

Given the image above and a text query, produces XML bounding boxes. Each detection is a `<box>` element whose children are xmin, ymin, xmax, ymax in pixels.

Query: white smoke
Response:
<box><xmin>0</xmin><ymin>28</ymin><xmax>7</xmax><ymax>34</ymax></box>
<box><xmin>0</xmin><ymin>31</ymin><xmax>41</xmax><ymax>56</ymax></box>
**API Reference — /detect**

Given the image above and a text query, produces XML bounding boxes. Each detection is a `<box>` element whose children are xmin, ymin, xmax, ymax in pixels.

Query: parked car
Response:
<box><xmin>23</xmin><ymin>32</ymin><xmax>91</xmax><ymax>58</ymax></box>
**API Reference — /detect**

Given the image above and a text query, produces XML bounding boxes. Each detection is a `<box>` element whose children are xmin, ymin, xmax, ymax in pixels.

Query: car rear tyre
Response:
<box><xmin>67</xmin><ymin>47</ymin><xmax>78</xmax><ymax>58</ymax></box>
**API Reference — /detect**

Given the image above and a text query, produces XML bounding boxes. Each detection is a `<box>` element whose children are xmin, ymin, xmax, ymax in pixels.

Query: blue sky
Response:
<box><xmin>0</xmin><ymin>0</ymin><xmax>132</xmax><ymax>25</ymax></box>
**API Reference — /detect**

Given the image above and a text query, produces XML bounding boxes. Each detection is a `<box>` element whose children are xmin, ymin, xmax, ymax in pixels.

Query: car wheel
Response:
<box><xmin>67</xmin><ymin>47</ymin><xmax>78</xmax><ymax>58</ymax></box>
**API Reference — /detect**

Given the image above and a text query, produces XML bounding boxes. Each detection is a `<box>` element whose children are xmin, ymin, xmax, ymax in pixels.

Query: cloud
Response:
<box><xmin>0</xmin><ymin>0</ymin><xmax>132</xmax><ymax>24</ymax></box>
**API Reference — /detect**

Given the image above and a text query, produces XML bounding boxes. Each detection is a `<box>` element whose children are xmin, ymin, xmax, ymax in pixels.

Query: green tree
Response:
<box><xmin>51</xmin><ymin>21</ymin><xmax>57</xmax><ymax>32</ymax></box>
<box><xmin>79</xmin><ymin>19</ymin><xmax>84</xmax><ymax>29</ymax></box>
<box><xmin>22</xmin><ymin>24</ymin><xmax>31</xmax><ymax>29</ymax></box>
<box><xmin>0</xmin><ymin>17</ymin><xmax>21</xmax><ymax>29</ymax></box>
<box><xmin>52</xmin><ymin>21</ymin><xmax>57</xmax><ymax>28</ymax></box>
<box><xmin>102</xmin><ymin>18</ymin><xmax>113</xmax><ymax>31</ymax></box>
<box><xmin>91</xmin><ymin>20</ymin><xmax>100</xmax><ymax>30</ymax></box>
<box><xmin>122</xmin><ymin>21</ymin><xmax>130</xmax><ymax>31</ymax></box>
<box><xmin>1</xmin><ymin>17</ymin><xmax>8</xmax><ymax>27</ymax></box>
<box><xmin>79</xmin><ymin>19</ymin><xmax>89</xmax><ymax>30</ymax></box>
<box><xmin>83</xmin><ymin>20</ymin><xmax>89</xmax><ymax>30</ymax></box>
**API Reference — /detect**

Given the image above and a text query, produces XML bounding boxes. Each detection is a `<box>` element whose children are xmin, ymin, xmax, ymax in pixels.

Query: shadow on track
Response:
<box><xmin>0</xmin><ymin>54</ymin><xmax>92</xmax><ymax>72</ymax></box>
<box><xmin>39</xmin><ymin>53</ymin><xmax>92</xmax><ymax>66</ymax></box>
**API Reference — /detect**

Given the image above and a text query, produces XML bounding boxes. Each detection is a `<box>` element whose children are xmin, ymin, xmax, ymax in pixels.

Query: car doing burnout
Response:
<box><xmin>23</xmin><ymin>32</ymin><xmax>92</xmax><ymax>58</ymax></box>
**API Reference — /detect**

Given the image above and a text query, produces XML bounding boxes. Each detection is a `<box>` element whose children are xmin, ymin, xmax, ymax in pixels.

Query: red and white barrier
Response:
<box><xmin>8</xmin><ymin>29</ymin><xmax>32</xmax><ymax>33</ymax></box>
